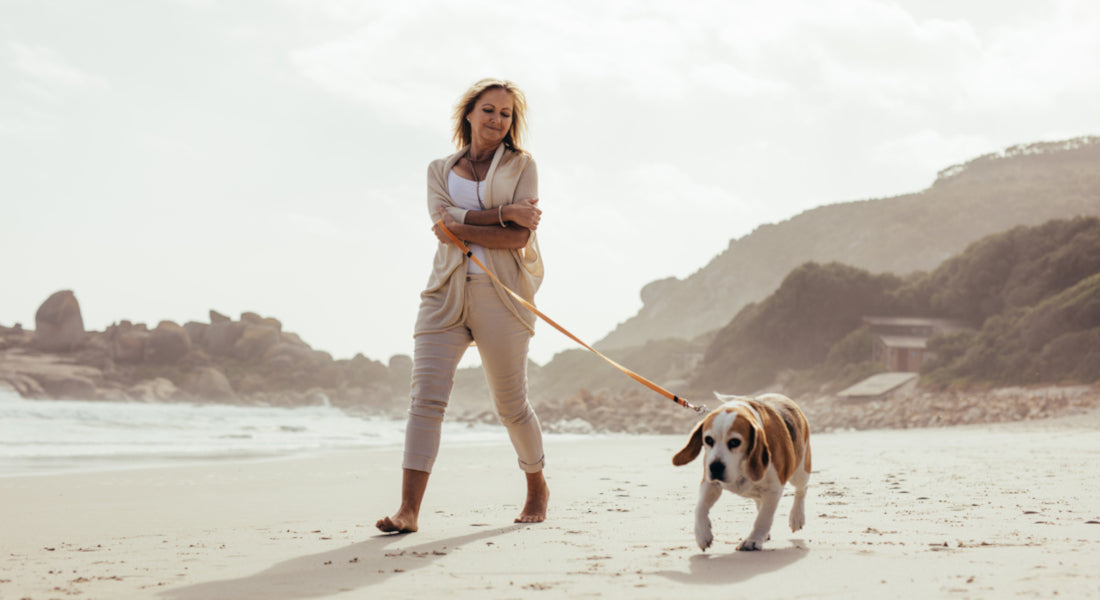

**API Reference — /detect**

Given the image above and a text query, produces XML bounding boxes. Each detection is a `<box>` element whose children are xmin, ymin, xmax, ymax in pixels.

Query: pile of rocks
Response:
<box><xmin>493</xmin><ymin>384</ymin><xmax>1100</xmax><ymax>435</ymax></box>
<box><xmin>529</xmin><ymin>388</ymin><xmax>704</xmax><ymax>434</ymax></box>
<box><xmin>800</xmin><ymin>385</ymin><xmax>1099</xmax><ymax>432</ymax></box>
<box><xmin>0</xmin><ymin>290</ymin><xmax>411</xmax><ymax>412</ymax></box>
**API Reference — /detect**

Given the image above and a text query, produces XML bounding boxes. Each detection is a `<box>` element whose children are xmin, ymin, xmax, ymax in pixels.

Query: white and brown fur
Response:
<box><xmin>673</xmin><ymin>393</ymin><xmax>812</xmax><ymax>551</ymax></box>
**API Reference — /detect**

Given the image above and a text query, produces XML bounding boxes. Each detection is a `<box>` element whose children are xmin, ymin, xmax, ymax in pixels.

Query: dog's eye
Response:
<box><xmin>728</xmin><ymin>438</ymin><xmax>742</xmax><ymax>450</ymax></box>
<box><xmin>703</xmin><ymin>435</ymin><xmax>715</xmax><ymax>447</ymax></box>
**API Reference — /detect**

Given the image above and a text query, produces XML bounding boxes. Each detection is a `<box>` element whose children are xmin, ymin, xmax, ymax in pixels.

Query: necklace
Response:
<box><xmin>465</xmin><ymin>149</ymin><xmax>492</xmax><ymax>208</ymax></box>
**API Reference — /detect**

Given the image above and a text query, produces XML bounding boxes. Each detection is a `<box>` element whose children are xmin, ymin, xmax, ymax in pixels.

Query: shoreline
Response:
<box><xmin>2</xmin><ymin>413</ymin><xmax>1098</xmax><ymax>599</ymax></box>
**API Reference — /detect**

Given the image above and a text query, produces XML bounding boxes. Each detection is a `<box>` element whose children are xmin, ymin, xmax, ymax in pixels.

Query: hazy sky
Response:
<box><xmin>3</xmin><ymin>0</ymin><xmax>1098</xmax><ymax>368</ymax></box>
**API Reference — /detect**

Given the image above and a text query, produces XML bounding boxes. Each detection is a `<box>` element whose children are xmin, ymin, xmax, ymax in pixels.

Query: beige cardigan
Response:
<box><xmin>415</xmin><ymin>144</ymin><xmax>544</xmax><ymax>336</ymax></box>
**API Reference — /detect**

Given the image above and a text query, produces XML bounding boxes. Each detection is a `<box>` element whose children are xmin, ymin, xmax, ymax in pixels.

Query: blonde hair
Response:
<box><xmin>451</xmin><ymin>78</ymin><xmax>528</xmax><ymax>152</ymax></box>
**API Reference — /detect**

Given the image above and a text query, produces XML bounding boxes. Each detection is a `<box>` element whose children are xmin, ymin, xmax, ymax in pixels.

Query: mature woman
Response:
<box><xmin>377</xmin><ymin>79</ymin><xmax>548</xmax><ymax>533</ymax></box>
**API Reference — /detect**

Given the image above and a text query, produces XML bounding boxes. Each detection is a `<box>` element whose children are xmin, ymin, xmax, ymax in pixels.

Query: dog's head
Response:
<box><xmin>672</xmin><ymin>394</ymin><xmax>770</xmax><ymax>483</ymax></box>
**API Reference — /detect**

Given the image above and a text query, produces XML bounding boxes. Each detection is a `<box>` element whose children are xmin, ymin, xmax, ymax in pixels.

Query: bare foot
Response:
<box><xmin>515</xmin><ymin>471</ymin><xmax>549</xmax><ymax>523</ymax></box>
<box><xmin>377</xmin><ymin>468</ymin><xmax>429</xmax><ymax>533</ymax></box>
<box><xmin>376</xmin><ymin>509</ymin><xmax>418</xmax><ymax>533</ymax></box>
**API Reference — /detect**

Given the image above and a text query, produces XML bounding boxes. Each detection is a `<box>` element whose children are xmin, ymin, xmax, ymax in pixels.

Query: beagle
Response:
<box><xmin>673</xmin><ymin>393</ymin><xmax>812</xmax><ymax>551</ymax></box>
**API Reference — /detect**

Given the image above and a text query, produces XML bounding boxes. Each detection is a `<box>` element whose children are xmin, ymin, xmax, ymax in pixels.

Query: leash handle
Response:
<box><xmin>435</xmin><ymin>219</ymin><xmax>708</xmax><ymax>414</ymax></box>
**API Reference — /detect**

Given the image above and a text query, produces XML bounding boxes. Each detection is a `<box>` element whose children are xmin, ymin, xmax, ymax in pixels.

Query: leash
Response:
<box><xmin>436</xmin><ymin>219</ymin><xmax>708</xmax><ymax>414</ymax></box>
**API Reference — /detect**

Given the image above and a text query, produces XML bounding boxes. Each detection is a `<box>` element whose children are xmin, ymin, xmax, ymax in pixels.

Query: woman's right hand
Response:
<box><xmin>506</xmin><ymin>198</ymin><xmax>541</xmax><ymax>231</ymax></box>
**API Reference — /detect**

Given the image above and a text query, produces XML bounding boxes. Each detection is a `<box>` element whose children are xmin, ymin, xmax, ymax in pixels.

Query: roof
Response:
<box><xmin>837</xmin><ymin>372</ymin><xmax>919</xmax><ymax>398</ymax></box>
<box><xmin>876</xmin><ymin>335</ymin><xmax>928</xmax><ymax>349</ymax></box>
<box><xmin>862</xmin><ymin>316</ymin><xmax>970</xmax><ymax>330</ymax></box>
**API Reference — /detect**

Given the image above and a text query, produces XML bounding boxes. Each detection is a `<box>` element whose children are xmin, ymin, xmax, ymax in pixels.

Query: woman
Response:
<box><xmin>377</xmin><ymin>79</ymin><xmax>548</xmax><ymax>533</ymax></box>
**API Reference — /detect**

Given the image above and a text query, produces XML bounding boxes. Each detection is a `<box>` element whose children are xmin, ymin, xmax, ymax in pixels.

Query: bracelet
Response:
<box><xmin>498</xmin><ymin>205</ymin><xmax>507</xmax><ymax>228</ymax></box>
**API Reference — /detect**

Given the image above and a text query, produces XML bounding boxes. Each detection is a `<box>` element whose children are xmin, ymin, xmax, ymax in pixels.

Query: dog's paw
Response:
<box><xmin>695</xmin><ymin>519</ymin><xmax>714</xmax><ymax>551</ymax></box>
<box><xmin>737</xmin><ymin>538</ymin><xmax>765</xmax><ymax>552</ymax></box>
<box><xmin>789</xmin><ymin>508</ymin><xmax>805</xmax><ymax>532</ymax></box>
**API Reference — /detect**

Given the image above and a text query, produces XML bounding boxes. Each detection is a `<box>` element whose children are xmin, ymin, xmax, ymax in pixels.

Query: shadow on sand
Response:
<box><xmin>160</xmin><ymin>524</ymin><xmax>523</xmax><ymax>600</ymax></box>
<box><xmin>654</xmin><ymin>540</ymin><xmax>810</xmax><ymax>585</ymax></box>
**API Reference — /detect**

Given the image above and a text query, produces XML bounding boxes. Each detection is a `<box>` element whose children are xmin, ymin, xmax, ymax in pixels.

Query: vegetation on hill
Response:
<box><xmin>597</xmin><ymin>136</ymin><xmax>1100</xmax><ymax>351</ymax></box>
<box><xmin>691</xmin><ymin>217</ymin><xmax>1100</xmax><ymax>394</ymax></box>
<box><xmin>692</xmin><ymin>263</ymin><xmax>904</xmax><ymax>393</ymax></box>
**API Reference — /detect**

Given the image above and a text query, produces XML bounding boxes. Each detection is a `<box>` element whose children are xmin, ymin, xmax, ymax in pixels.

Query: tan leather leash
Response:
<box><xmin>436</xmin><ymin>219</ymin><xmax>708</xmax><ymax>414</ymax></box>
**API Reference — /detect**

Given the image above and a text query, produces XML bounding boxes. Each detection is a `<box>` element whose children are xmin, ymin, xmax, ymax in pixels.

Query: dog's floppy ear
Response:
<box><xmin>672</xmin><ymin>419</ymin><xmax>705</xmax><ymax>466</ymax></box>
<box><xmin>743</xmin><ymin>419</ymin><xmax>771</xmax><ymax>482</ymax></box>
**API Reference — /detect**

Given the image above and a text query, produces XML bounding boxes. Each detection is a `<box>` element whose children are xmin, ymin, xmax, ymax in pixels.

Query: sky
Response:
<box><xmin>2</xmin><ymin>0</ymin><xmax>1098</xmax><ymax>368</ymax></box>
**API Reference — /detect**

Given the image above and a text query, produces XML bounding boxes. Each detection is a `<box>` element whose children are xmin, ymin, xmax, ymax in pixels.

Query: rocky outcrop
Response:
<box><xmin>0</xmin><ymin>351</ymin><xmax>104</xmax><ymax>400</ymax></box>
<box><xmin>110</xmin><ymin>322</ymin><xmax>149</xmax><ymax>363</ymax></box>
<box><xmin>145</xmin><ymin>321</ymin><xmax>192</xmax><ymax>364</ymax></box>
<box><xmin>0</xmin><ymin>323</ymin><xmax>32</xmax><ymax>351</ymax></box>
<box><xmin>32</xmin><ymin>290</ymin><xmax>85</xmax><ymax>352</ymax></box>
<box><xmin>1</xmin><ymin>290</ymin><xmax>413</xmax><ymax>412</ymax></box>
<box><xmin>184</xmin><ymin>367</ymin><xmax>236</xmax><ymax>401</ymax></box>
<box><xmin>204</xmin><ymin>320</ymin><xmax>244</xmax><ymax>356</ymax></box>
<box><xmin>232</xmin><ymin>323</ymin><xmax>280</xmax><ymax>361</ymax></box>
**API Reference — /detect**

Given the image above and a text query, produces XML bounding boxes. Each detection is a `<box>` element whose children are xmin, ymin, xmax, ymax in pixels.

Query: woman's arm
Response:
<box><xmin>433</xmin><ymin>206</ymin><xmax>531</xmax><ymax>249</ymax></box>
<box><xmin>461</xmin><ymin>199</ymin><xmax>541</xmax><ymax>230</ymax></box>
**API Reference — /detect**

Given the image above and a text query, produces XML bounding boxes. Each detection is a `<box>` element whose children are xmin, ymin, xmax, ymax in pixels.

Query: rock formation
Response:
<box><xmin>32</xmin><ymin>290</ymin><xmax>85</xmax><ymax>352</ymax></box>
<box><xmin>1</xmin><ymin>290</ymin><xmax>411</xmax><ymax>414</ymax></box>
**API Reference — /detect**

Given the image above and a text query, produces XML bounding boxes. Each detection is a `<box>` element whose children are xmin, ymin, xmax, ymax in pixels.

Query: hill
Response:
<box><xmin>595</xmin><ymin>136</ymin><xmax>1100</xmax><ymax>351</ymax></box>
<box><xmin>692</xmin><ymin>217</ymin><xmax>1100</xmax><ymax>394</ymax></box>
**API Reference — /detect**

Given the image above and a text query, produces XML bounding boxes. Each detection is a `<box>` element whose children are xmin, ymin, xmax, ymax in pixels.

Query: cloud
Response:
<box><xmin>867</xmin><ymin>131</ymin><xmax>996</xmax><ymax>179</ymax></box>
<box><xmin>955</xmin><ymin>1</ymin><xmax>1100</xmax><ymax>113</ymax></box>
<box><xmin>8</xmin><ymin>42</ymin><xmax>110</xmax><ymax>97</ymax></box>
<box><xmin>285</xmin><ymin>0</ymin><xmax>781</xmax><ymax>124</ymax></box>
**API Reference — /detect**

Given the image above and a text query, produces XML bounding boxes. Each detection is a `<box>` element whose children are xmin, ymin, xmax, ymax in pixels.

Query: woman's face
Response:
<box><xmin>467</xmin><ymin>87</ymin><xmax>514</xmax><ymax>149</ymax></box>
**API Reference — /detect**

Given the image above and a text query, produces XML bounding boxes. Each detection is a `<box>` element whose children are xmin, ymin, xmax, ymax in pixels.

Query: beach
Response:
<box><xmin>3</xmin><ymin>411</ymin><xmax>1099</xmax><ymax>600</ymax></box>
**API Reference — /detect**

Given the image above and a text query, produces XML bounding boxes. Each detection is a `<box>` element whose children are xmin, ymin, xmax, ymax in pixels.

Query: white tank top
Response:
<box><xmin>447</xmin><ymin>170</ymin><xmax>488</xmax><ymax>274</ymax></box>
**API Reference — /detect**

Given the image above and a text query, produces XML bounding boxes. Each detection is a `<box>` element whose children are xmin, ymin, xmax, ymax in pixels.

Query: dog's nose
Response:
<box><xmin>708</xmin><ymin>461</ymin><xmax>725</xmax><ymax>482</ymax></box>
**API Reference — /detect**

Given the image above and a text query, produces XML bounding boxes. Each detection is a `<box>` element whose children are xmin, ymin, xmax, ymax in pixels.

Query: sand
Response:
<box><xmin>2</xmin><ymin>412</ymin><xmax>1099</xmax><ymax>600</ymax></box>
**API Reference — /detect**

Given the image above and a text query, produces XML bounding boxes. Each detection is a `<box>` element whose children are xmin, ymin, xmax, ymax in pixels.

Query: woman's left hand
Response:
<box><xmin>506</xmin><ymin>198</ymin><xmax>541</xmax><ymax>231</ymax></box>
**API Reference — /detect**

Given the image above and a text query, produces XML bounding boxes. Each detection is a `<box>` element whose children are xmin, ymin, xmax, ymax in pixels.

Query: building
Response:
<box><xmin>863</xmin><ymin>317</ymin><xmax>970</xmax><ymax>373</ymax></box>
<box><xmin>837</xmin><ymin>371</ymin><xmax>919</xmax><ymax>400</ymax></box>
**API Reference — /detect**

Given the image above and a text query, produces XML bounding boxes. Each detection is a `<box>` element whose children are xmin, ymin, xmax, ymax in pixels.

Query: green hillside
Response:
<box><xmin>692</xmin><ymin>217</ymin><xmax>1100</xmax><ymax>394</ymax></box>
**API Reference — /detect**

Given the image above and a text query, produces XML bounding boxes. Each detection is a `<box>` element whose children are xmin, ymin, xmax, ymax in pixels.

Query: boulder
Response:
<box><xmin>112</xmin><ymin>328</ymin><xmax>149</xmax><ymax>363</ymax></box>
<box><xmin>209</xmin><ymin>309</ymin><xmax>231</xmax><ymax>324</ymax></box>
<box><xmin>242</xmin><ymin>312</ymin><xmax>283</xmax><ymax>333</ymax></box>
<box><xmin>178</xmin><ymin>349</ymin><xmax>214</xmax><ymax>369</ymax></box>
<box><xmin>0</xmin><ymin>373</ymin><xmax>46</xmax><ymax>398</ymax></box>
<box><xmin>233</xmin><ymin>373</ymin><xmax>267</xmax><ymax>394</ymax></box>
<box><xmin>263</xmin><ymin>342</ymin><xmax>316</xmax><ymax>367</ymax></box>
<box><xmin>183</xmin><ymin>321</ymin><xmax>208</xmax><ymax>346</ymax></box>
<box><xmin>0</xmin><ymin>323</ymin><xmax>33</xmax><ymax>350</ymax></box>
<box><xmin>33</xmin><ymin>372</ymin><xmax>98</xmax><ymax>399</ymax></box>
<box><xmin>350</xmin><ymin>353</ymin><xmax>389</xmax><ymax>382</ymax></box>
<box><xmin>388</xmin><ymin>354</ymin><xmax>412</xmax><ymax>392</ymax></box>
<box><xmin>33</xmin><ymin>290</ymin><xmax>85</xmax><ymax>352</ymax></box>
<box><xmin>204</xmin><ymin>320</ymin><xmax>244</xmax><ymax>356</ymax></box>
<box><xmin>261</xmin><ymin>316</ymin><xmax>282</xmax><ymax>332</ymax></box>
<box><xmin>184</xmin><ymin>367</ymin><xmax>236</xmax><ymax>401</ymax></box>
<box><xmin>144</xmin><ymin>321</ymin><xmax>192</xmax><ymax>364</ymax></box>
<box><xmin>232</xmin><ymin>324</ymin><xmax>280</xmax><ymax>361</ymax></box>
<box><xmin>313</xmin><ymin>364</ymin><xmax>345</xmax><ymax>389</ymax></box>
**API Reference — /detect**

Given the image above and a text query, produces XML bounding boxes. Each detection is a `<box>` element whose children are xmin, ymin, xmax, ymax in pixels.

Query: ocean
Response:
<box><xmin>0</xmin><ymin>388</ymin><xmax>519</xmax><ymax>477</ymax></box>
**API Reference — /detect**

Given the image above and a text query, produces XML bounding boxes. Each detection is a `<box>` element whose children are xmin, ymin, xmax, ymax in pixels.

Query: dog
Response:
<box><xmin>673</xmin><ymin>393</ymin><xmax>812</xmax><ymax>551</ymax></box>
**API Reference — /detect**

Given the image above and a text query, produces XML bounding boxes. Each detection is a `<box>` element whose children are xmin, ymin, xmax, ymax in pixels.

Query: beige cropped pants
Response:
<box><xmin>404</xmin><ymin>274</ymin><xmax>545</xmax><ymax>474</ymax></box>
